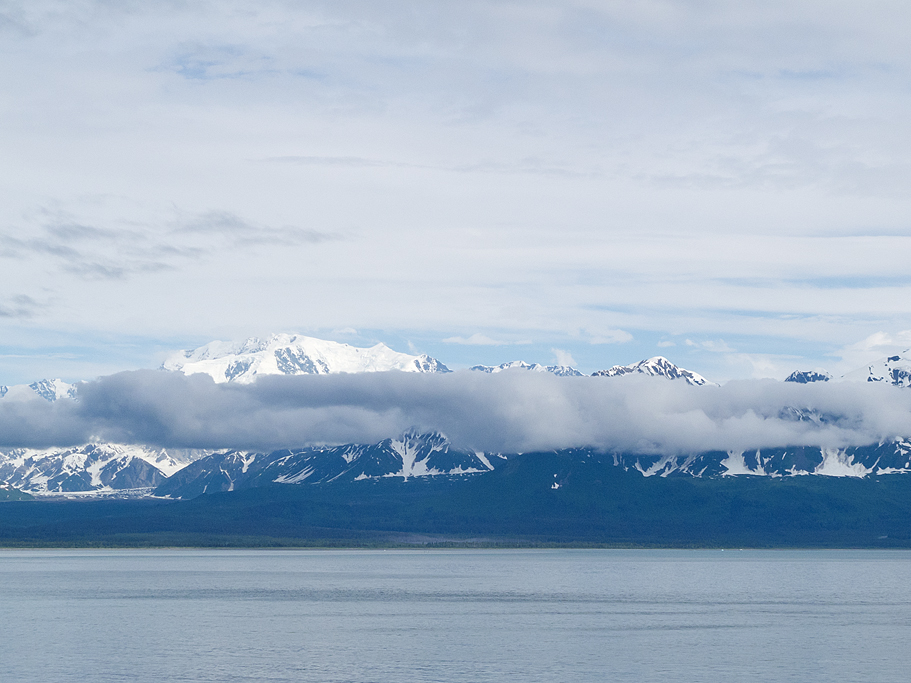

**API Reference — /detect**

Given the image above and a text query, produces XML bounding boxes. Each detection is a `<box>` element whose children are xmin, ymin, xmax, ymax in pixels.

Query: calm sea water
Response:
<box><xmin>1</xmin><ymin>549</ymin><xmax>910</xmax><ymax>682</ymax></box>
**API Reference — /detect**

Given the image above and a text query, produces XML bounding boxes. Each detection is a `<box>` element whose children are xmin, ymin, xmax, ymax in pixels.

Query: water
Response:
<box><xmin>1</xmin><ymin>549</ymin><xmax>910</xmax><ymax>682</ymax></box>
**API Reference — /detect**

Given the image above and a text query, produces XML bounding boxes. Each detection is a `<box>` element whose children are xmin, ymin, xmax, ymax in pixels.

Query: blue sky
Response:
<box><xmin>2</xmin><ymin>1</ymin><xmax>911</xmax><ymax>385</ymax></box>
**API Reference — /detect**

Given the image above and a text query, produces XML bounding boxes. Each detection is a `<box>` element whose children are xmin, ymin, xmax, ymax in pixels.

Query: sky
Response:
<box><xmin>2</xmin><ymin>0</ymin><xmax>911</xmax><ymax>385</ymax></box>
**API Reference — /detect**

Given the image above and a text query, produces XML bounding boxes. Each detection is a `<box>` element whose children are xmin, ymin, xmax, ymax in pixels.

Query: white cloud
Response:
<box><xmin>551</xmin><ymin>348</ymin><xmax>576</xmax><ymax>367</ymax></box>
<box><xmin>657</xmin><ymin>341</ymin><xmax>676</xmax><ymax>348</ymax></box>
<box><xmin>725</xmin><ymin>353</ymin><xmax>804</xmax><ymax>380</ymax></box>
<box><xmin>846</xmin><ymin>330</ymin><xmax>911</xmax><ymax>354</ymax></box>
<box><xmin>684</xmin><ymin>339</ymin><xmax>735</xmax><ymax>353</ymax></box>
<box><xmin>3</xmin><ymin>370</ymin><xmax>911</xmax><ymax>456</ymax></box>
<box><xmin>832</xmin><ymin>330</ymin><xmax>911</xmax><ymax>375</ymax></box>
<box><xmin>442</xmin><ymin>334</ymin><xmax>527</xmax><ymax>346</ymax></box>
<box><xmin>586</xmin><ymin>329</ymin><xmax>634</xmax><ymax>345</ymax></box>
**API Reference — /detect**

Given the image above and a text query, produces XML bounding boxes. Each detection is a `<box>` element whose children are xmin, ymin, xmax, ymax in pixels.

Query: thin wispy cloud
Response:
<box><xmin>443</xmin><ymin>333</ymin><xmax>530</xmax><ymax>346</ymax></box>
<box><xmin>0</xmin><ymin>295</ymin><xmax>43</xmax><ymax>319</ymax></box>
<box><xmin>178</xmin><ymin>210</ymin><xmax>342</xmax><ymax>247</ymax></box>
<box><xmin>265</xmin><ymin>155</ymin><xmax>596</xmax><ymax>178</ymax></box>
<box><xmin>0</xmin><ymin>207</ymin><xmax>341</xmax><ymax>282</ymax></box>
<box><xmin>551</xmin><ymin>348</ymin><xmax>575</xmax><ymax>367</ymax></box>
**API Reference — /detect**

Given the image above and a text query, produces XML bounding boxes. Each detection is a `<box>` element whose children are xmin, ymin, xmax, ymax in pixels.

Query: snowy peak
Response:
<box><xmin>629</xmin><ymin>440</ymin><xmax>911</xmax><ymax>479</ymax></box>
<box><xmin>162</xmin><ymin>333</ymin><xmax>451</xmax><ymax>383</ymax></box>
<box><xmin>842</xmin><ymin>351</ymin><xmax>911</xmax><ymax>388</ymax></box>
<box><xmin>0</xmin><ymin>443</ymin><xmax>210</xmax><ymax>496</ymax></box>
<box><xmin>469</xmin><ymin>361</ymin><xmax>583</xmax><ymax>376</ymax></box>
<box><xmin>0</xmin><ymin>378</ymin><xmax>77</xmax><ymax>402</ymax></box>
<box><xmin>592</xmin><ymin>356</ymin><xmax>712</xmax><ymax>386</ymax></box>
<box><xmin>29</xmin><ymin>378</ymin><xmax>77</xmax><ymax>401</ymax></box>
<box><xmin>379</xmin><ymin>430</ymin><xmax>463</xmax><ymax>480</ymax></box>
<box><xmin>785</xmin><ymin>370</ymin><xmax>832</xmax><ymax>384</ymax></box>
<box><xmin>154</xmin><ymin>430</ymin><xmax>497</xmax><ymax>498</ymax></box>
<box><xmin>0</xmin><ymin>444</ymin><xmax>163</xmax><ymax>495</ymax></box>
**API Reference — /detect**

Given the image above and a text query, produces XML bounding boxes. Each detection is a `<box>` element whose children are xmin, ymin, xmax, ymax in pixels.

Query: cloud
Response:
<box><xmin>586</xmin><ymin>329</ymin><xmax>634</xmax><ymax>344</ymax></box>
<box><xmin>551</xmin><ymin>348</ymin><xmax>576</xmax><ymax>367</ymax></box>
<box><xmin>0</xmin><ymin>295</ymin><xmax>43</xmax><ymax>319</ymax></box>
<box><xmin>0</xmin><ymin>212</ymin><xmax>190</xmax><ymax>280</ymax></box>
<box><xmin>265</xmin><ymin>155</ymin><xmax>594</xmax><ymax>178</ymax></box>
<box><xmin>845</xmin><ymin>331</ymin><xmax>911</xmax><ymax>354</ymax></box>
<box><xmin>657</xmin><ymin>341</ymin><xmax>676</xmax><ymax>348</ymax></box>
<box><xmin>4</xmin><ymin>1</ymin><xmax>911</xmax><ymax>382</ymax></box>
<box><xmin>265</xmin><ymin>156</ymin><xmax>402</xmax><ymax>169</ymax></box>
<box><xmin>833</xmin><ymin>330</ymin><xmax>911</xmax><ymax>375</ymax></box>
<box><xmin>442</xmin><ymin>333</ymin><xmax>529</xmax><ymax>346</ymax></box>
<box><xmin>165</xmin><ymin>44</ymin><xmax>276</xmax><ymax>81</ymax></box>
<box><xmin>0</xmin><ymin>207</ymin><xmax>342</xmax><ymax>282</ymax></box>
<box><xmin>2</xmin><ymin>370</ymin><xmax>911</xmax><ymax>456</ymax></box>
<box><xmin>177</xmin><ymin>210</ymin><xmax>342</xmax><ymax>247</ymax></box>
<box><xmin>685</xmin><ymin>339</ymin><xmax>735</xmax><ymax>353</ymax></box>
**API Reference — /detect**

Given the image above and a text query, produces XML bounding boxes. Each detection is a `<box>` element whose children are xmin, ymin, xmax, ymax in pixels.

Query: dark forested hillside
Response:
<box><xmin>2</xmin><ymin>450</ymin><xmax>911</xmax><ymax>547</ymax></box>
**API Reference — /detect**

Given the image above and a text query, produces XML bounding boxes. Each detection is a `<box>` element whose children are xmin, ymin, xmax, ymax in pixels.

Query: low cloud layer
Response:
<box><xmin>2</xmin><ymin>370</ymin><xmax>911</xmax><ymax>455</ymax></box>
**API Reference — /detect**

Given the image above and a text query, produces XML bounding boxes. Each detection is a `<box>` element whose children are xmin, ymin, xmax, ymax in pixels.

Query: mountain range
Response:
<box><xmin>6</xmin><ymin>426</ymin><xmax>911</xmax><ymax>500</ymax></box>
<box><xmin>4</xmin><ymin>334</ymin><xmax>911</xmax><ymax>502</ymax></box>
<box><xmin>161</xmin><ymin>333</ymin><xmax>451</xmax><ymax>383</ymax></box>
<box><xmin>6</xmin><ymin>333</ymin><xmax>911</xmax><ymax>401</ymax></box>
<box><xmin>153</xmin><ymin>432</ymin><xmax>911</xmax><ymax>500</ymax></box>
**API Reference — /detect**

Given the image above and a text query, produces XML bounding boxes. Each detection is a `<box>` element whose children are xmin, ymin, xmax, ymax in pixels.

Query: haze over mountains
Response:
<box><xmin>3</xmin><ymin>333</ymin><xmax>911</xmax><ymax>500</ymax></box>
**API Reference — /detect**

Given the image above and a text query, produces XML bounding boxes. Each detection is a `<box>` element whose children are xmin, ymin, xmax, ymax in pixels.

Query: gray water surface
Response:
<box><xmin>1</xmin><ymin>549</ymin><xmax>909</xmax><ymax>682</ymax></box>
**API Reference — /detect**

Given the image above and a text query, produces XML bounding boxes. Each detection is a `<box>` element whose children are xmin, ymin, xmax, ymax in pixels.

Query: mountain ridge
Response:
<box><xmin>162</xmin><ymin>333</ymin><xmax>451</xmax><ymax>383</ymax></box>
<box><xmin>592</xmin><ymin>356</ymin><xmax>713</xmax><ymax>386</ymax></box>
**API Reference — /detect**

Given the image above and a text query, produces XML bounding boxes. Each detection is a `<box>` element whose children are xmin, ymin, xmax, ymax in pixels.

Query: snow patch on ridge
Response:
<box><xmin>814</xmin><ymin>448</ymin><xmax>873</xmax><ymax>477</ymax></box>
<box><xmin>721</xmin><ymin>450</ymin><xmax>766</xmax><ymax>476</ymax></box>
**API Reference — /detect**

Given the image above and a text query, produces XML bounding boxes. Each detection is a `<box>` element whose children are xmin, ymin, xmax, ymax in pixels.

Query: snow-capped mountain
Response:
<box><xmin>592</xmin><ymin>356</ymin><xmax>713</xmax><ymax>386</ymax></box>
<box><xmin>625</xmin><ymin>440</ymin><xmax>911</xmax><ymax>478</ymax></box>
<box><xmin>842</xmin><ymin>351</ymin><xmax>911</xmax><ymax>388</ymax></box>
<box><xmin>8</xmin><ymin>432</ymin><xmax>911</xmax><ymax>501</ymax></box>
<box><xmin>469</xmin><ymin>361</ymin><xmax>583</xmax><ymax>377</ymax></box>
<box><xmin>0</xmin><ymin>378</ymin><xmax>77</xmax><ymax>402</ymax></box>
<box><xmin>785</xmin><ymin>370</ymin><xmax>832</xmax><ymax>384</ymax></box>
<box><xmin>162</xmin><ymin>333</ymin><xmax>451</xmax><ymax>383</ymax></box>
<box><xmin>785</xmin><ymin>352</ymin><xmax>911</xmax><ymax>388</ymax></box>
<box><xmin>155</xmin><ymin>431</ymin><xmax>501</xmax><ymax>499</ymax></box>
<box><xmin>155</xmin><ymin>434</ymin><xmax>911</xmax><ymax>500</ymax></box>
<box><xmin>0</xmin><ymin>444</ymin><xmax>208</xmax><ymax>496</ymax></box>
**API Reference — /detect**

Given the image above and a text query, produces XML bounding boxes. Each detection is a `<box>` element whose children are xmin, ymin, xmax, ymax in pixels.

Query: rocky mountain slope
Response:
<box><xmin>0</xmin><ymin>378</ymin><xmax>77</xmax><ymax>402</ymax></box>
<box><xmin>469</xmin><ymin>361</ymin><xmax>583</xmax><ymax>376</ymax></box>
<box><xmin>155</xmin><ymin>431</ymin><xmax>500</xmax><ymax>499</ymax></box>
<box><xmin>5</xmin><ymin>336</ymin><xmax>911</xmax><ymax>500</ymax></box>
<box><xmin>148</xmin><ymin>431</ymin><xmax>911</xmax><ymax>500</ymax></box>
<box><xmin>592</xmin><ymin>356</ymin><xmax>713</xmax><ymax>385</ymax></box>
<box><xmin>0</xmin><ymin>444</ymin><xmax>205</xmax><ymax>496</ymax></box>
<box><xmin>842</xmin><ymin>351</ymin><xmax>911</xmax><ymax>387</ymax></box>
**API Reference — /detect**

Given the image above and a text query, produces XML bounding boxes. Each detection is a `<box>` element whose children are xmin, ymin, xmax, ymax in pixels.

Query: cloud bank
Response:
<box><xmin>2</xmin><ymin>370</ymin><xmax>910</xmax><ymax>455</ymax></box>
